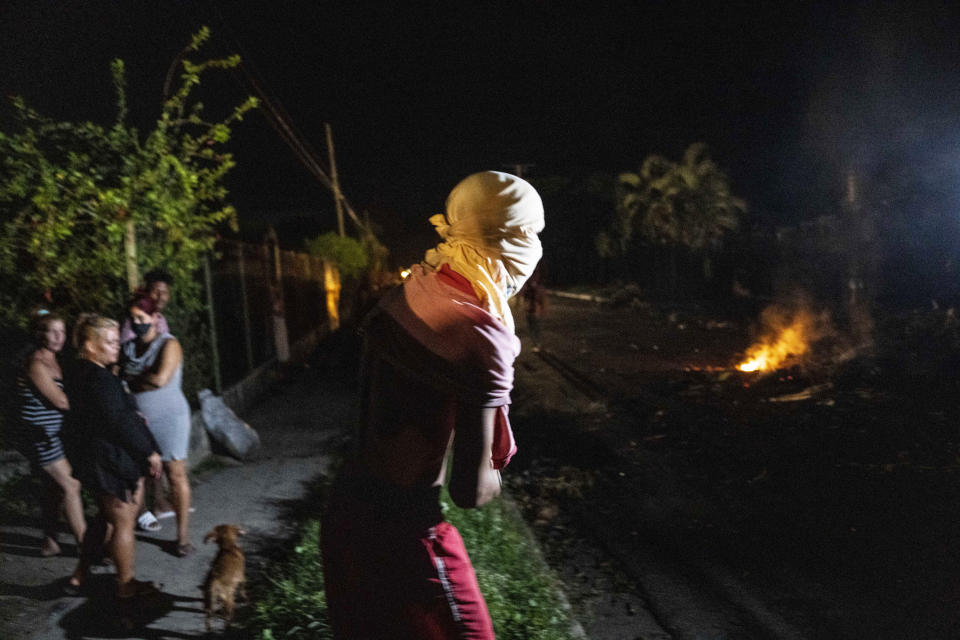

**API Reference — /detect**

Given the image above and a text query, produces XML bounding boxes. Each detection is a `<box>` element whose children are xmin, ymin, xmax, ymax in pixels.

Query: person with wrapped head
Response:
<box><xmin>321</xmin><ymin>171</ymin><xmax>544</xmax><ymax>639</ymax></box>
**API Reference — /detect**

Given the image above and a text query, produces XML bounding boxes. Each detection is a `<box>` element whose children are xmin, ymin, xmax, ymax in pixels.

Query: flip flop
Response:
<box><xmin>136</xmin><ymin>511</ymin><xmax>162</xmax><ymax>532</ymax></box>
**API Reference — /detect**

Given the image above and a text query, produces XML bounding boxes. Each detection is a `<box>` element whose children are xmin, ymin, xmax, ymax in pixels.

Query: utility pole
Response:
<box><xmin>503</xmin><ymin>163</ymin><xmax>534</xmax><ymax>179</ymax></box>
<box><xmin>325</xmin><ymin>123</ymin><xmax>346</xmax><ymax>237</ymax></box>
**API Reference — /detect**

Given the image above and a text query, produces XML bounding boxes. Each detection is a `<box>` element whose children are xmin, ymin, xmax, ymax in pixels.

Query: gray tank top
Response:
<box><xmin>122</xmin><ymin>333</ymin><xmax>182</xmax><ymax>389</ymax></box>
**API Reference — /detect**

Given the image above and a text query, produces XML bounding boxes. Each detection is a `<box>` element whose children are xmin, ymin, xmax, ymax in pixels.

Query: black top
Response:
<box><xmin>63</xmin><ymin>359</ymin><xmax>159</xmax><ymax>502</ymax></box>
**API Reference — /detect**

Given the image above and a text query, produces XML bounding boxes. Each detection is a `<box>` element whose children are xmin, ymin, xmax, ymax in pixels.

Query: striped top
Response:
<box><xmin>15</xmin><ymin>373</ymin><xmax>66</xmax><ymax>467</ymax></box>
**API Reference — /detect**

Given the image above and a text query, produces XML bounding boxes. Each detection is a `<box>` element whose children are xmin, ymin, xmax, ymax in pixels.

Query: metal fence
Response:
<box><xmin>205</xmin><ymin>239</ymin><xmax>335</xmax><ymax>391</ymax></box>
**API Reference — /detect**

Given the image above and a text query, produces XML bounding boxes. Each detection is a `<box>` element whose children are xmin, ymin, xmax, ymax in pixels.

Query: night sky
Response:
<box><xmin>3</xmin><ymin>1</ymin><xmax>960</xmax><ymax>265</ymax></box>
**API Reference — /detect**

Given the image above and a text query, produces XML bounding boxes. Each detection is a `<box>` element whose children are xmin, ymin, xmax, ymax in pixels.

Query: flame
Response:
<box><xmin>737</xmin><ymin>307</ymin><xmax>821</xmax><ymax>373</ymax></box>
<box><xmin>400</xmin><ymin>269</ymin><xmax>411</xmax><ymax>279</ymax></box>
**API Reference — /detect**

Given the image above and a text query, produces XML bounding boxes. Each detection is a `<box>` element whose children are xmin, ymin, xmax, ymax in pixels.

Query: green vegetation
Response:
<box><xmin>0</xmin><ymin>26</ymin><xmax>256</xmax><ymax>325</ymax></box>
<box><xmin>305</xmin><ymin>232</ymin><xmax>369</xmax><ymax>281</ymax></box>
<box><xmin>247</xmin><ymin>488</ymin><xmax>577</xmax><ymax>640</ymax></box>
<box><xmin>0</xmin><ymin>27</ymin><xmax>256</xmax><ymax>401</ymax></box>
<box><xmin>443</xmin><ymin>492</ymin><xmax>578</xmax><ymax>640</ymax></box>
<box><xmin>598</xmin><ymin>142</ymin><xmax>746</xmax><ymax>289</ymax></box>
<box><xmin>248</xmin><ymin>520</ymin><xmax>331</xmax><ymax>640</ymax></box>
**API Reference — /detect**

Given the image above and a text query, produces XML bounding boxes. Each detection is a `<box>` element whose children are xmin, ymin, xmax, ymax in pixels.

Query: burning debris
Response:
<box><xmin>737</xmin><ymin>298</ymin><xmax>838</xmax><ymax>373</ymax></box>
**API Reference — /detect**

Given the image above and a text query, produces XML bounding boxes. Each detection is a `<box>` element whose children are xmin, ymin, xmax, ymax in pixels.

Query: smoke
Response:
<box><xmin>795</xmin><ymin>3</ymin><xmax>960</xmax><ymax>307</ymax></box>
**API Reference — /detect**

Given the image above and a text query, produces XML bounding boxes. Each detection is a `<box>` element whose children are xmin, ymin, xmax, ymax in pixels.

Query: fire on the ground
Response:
<box><xmin>738</xmin><ymin>304</ymin><xmax>832</xmax><ymax>373</ymax></box>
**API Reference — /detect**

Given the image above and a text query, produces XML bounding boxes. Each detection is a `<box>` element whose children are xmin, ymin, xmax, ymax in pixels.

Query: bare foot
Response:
<box><xmin>116</xmin><ymin>579</ymin><xmax>161</xmax><ymax>599</ymax></box>
<box><xmin>40</xmin><ymin>537</ymin><xmax>61</xmax><ymax>557</ymax></box>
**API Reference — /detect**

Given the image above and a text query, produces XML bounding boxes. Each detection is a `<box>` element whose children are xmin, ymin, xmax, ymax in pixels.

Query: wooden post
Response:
<box><xmin>265</xmin><ymin>227</ymin><xmax>290</xmax><ymax>363</ymax></box>
<box><xmin>325</xmin><ymin>122</ymin><xmax>346</xmax><ymax>237</ymax></box>
<box><xmin>124</xmin><ymin>220</ymin><xmax>139</xmax><ymax>292</ymax></box>
<box><xmin>203</xmin><ymin>254</ymin><xmax>222</xmax><ymax>394</ymax></box>
<box><xmin>236</xmin><ymin>242</ymin><xmax>255</xmax><ymax>372</ymax></box>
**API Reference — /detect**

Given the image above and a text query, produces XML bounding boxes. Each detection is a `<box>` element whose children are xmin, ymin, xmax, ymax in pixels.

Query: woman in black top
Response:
<box><xmin>64</xmin><ymin>314</ymin><xmax>163</xmax><ymax>599</ymax></box>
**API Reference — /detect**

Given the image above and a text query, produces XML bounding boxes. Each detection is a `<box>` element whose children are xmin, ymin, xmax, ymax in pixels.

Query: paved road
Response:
<box><xmin>0</xmin><ymin>359</ymin><xmax>351</xmax><ymax>640</ymax></box>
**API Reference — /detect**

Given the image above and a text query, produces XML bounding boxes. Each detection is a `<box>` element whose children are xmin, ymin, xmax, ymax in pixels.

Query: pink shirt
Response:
<box><xmin>379</xmin><ymin>264</ymin><xmax>518</xmax><ymax>468</ymax></box>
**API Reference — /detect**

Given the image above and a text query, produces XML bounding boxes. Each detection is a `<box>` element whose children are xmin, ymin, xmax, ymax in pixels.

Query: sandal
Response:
<box><xmin>175</xmin><ymin>542</ymin><xmax>196</xmax><ymax>558</ymax></box>
<box><xmin>136</xmin><ymin>511</ymin><xmax>162</xmax><ymax>532</ymax></box>
<box><xmin>155</xmin><ymin>507</ymin><xmax>195</xmax><ymax>520</ymax></box>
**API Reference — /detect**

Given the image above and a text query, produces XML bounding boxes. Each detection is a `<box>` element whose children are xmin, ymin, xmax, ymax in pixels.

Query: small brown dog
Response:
<box><xmin>203</xmin><ymin>524</ymin><xmax>247</xmax><ymax>631</ymax></box>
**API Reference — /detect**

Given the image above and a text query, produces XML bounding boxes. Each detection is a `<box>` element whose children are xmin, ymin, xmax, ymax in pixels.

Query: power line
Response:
<box><xmin>203</xmin><ymin>5</ymin><xmax>367</xmax><ymax>233</ymax></box>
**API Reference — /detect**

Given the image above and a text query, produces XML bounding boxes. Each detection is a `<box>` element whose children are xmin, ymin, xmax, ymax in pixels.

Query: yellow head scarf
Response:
<box><xmin>422</xmin><ymin>171</ymin><xmax>545</xmax><ymax>332</ymax></box>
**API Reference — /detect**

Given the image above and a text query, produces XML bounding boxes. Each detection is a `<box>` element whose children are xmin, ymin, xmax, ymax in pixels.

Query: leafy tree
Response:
<box><xmin>0</xmin><ymin>27</ymin><xmax>257</xmax><ymax>326</ymax></box>
<box><xmin>599</xmin><ymin>143</ymin><xmax>746</xmax><ymax>289</ymax></box>
<box><xmin>305</xmin><ymin>232</ymin><xmax>369</xmax><ymax>280</ymax></box>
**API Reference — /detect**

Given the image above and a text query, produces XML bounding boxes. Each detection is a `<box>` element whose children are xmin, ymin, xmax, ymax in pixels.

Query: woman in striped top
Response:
<box><xmin>14</xmin><ymin>311</ymin><xmax>86</xmax><ymax>557</ymax></box>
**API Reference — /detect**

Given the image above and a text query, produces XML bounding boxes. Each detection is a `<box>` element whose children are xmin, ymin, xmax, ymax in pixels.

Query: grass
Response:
<box><xmin>443</xmin><ymin>490</ymin><xmax>578</xmax><ymax>640</ymax></box>
<box><xmin>246</xmin><ymin>487</ymin><xmax>577</xmax><ymax>640</ymax></box>
<box><xmin>246</xmin><ymin>520</ymin><xmax>330</xmax><ymax>640</ymax></box>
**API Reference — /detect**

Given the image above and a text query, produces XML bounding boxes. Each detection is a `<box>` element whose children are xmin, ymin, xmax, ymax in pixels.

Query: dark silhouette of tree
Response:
<box><xmin>598</xmin><ymin>143</ymin><xmax>746</xmax><ymax>294</ymax></box>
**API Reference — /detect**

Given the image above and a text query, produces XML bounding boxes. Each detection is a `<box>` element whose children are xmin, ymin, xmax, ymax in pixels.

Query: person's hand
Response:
<box><xmin>147</xmin><ymin>452</ymin><xmax>163</xmax><ymax>478</ymax></box>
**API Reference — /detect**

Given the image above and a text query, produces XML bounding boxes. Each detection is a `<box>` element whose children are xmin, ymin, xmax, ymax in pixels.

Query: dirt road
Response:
<box><xmin>509</xmin><ymin>295</ymin><xmax>960</xmax><ymax>639</ymax></box>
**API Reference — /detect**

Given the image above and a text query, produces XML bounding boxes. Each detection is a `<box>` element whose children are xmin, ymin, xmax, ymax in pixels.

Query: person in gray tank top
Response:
<box><xmin>121</xmin><ymin>295</ymin><xmax>194</xmax><ymax>557</ymax></box>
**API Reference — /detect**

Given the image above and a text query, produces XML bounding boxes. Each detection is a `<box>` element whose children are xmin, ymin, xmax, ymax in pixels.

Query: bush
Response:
<box><xmin>305</xmin><ymin>233</ymin><xmax>368</xmax><ymax>281</ymax></box>
<box><xmin>0</xmin><ymin>26</ymin><xmax>256</xmax><ymax>329</ymax></box>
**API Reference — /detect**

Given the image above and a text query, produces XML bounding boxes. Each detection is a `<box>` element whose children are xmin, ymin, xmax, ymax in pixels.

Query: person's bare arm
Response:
<box><xmin>449</xmin><ymin>405</ymin><xmax>501</xmax><ymax>509</ymax></box>
<box><xmin>135</xmin><ymin>338</ymin><xmax>182</xmax><ymax>390</ymax></box>
<box><xmin>27</xmin><ymin>358</ymin><xmax>69</xmax><ymax>410</ymax></box>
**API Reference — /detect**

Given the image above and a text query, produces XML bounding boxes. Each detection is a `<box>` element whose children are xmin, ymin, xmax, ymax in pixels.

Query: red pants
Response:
<box><xmin>321</xmin><ymin>476</ymin><xmax>495</xmax><ymax>639</ymax></box>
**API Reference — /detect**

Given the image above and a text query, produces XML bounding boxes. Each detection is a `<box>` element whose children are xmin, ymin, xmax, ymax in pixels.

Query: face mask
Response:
<box><xmin>131</xmin><ymin>322</ymin><xmax>152</xmax><ymax>339</ymax></box>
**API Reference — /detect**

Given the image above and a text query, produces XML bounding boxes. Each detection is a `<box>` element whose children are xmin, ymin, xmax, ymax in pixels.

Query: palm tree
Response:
<box><xmin>602</xmin><ymin>143</ymin><xmax>746</xmax><ymax>292</ymax></box>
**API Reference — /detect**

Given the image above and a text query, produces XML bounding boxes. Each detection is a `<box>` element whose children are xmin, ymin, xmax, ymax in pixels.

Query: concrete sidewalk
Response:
<box><xmin>0</xmin><ymin>358</ymin><xmax>352</xmax><ymax>639</ymax></box>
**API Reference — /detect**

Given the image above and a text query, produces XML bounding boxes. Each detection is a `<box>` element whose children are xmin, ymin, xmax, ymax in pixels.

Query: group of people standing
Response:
<box><xmin>12</xmin><ymin>270</ymin><xmax>194</xmax><ymax>600</ymax></box>
<box><xmin>11</xmin><ymin>169</ymin><xmax>545</xmax><ymax>636</ymax></box>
